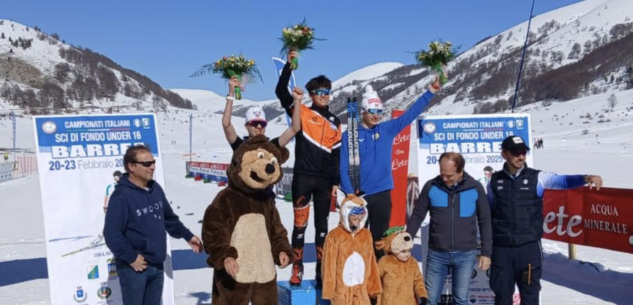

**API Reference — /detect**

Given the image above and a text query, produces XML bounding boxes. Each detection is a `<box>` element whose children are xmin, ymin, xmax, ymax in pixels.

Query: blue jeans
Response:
<box><xmin>425</xmin><ymin>249</ymin><xmax>477</xmax><ymax>305</ymax></box>
<box><xmin>116</xmin><ymin>259</ymin><xmax>164</xmax><ymax>305</ymax></box>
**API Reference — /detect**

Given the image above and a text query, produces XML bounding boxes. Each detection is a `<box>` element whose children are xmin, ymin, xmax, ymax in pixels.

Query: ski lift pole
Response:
<box><xmin>10</xmin><ymin>111</ymin><xmax>16</xmax><ymax>162</ymax></box>
<box><xmin>512</xmin><ymin>0</ymin><xmax>536</xmax><ymax>112</ymax></box>
<box><xmin>189</xmin><ymin>112</ymin><xmax>193</xmax><ymax>163</ymax></box>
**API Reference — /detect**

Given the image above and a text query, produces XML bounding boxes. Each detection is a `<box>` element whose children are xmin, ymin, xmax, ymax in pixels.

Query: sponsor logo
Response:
<box><xmin>507</xmin><ymin>120</ymin><xmax>515</xmax><ymax>128</ymax></box>
<box><xmin>142</xmin><ymin>118</ymin><xmax>151</xmax><ymax>128</ymax></box>
<box><xmin>308</xmin><ymin>116</ymin><xmax>322</xmax><ymax>126</ymax></box>
<box><xmin>423</xmin><ymin>122</ymin><xmax>436</xmax><ymax>134</ymax></box>
<box><xmin>107</xmin><ymin>259</ymin><xmax>118</xmax><ymax>277</ymax></box>
<box><xmin>134</xmin><ymin>119</ymin><xmax>141</xmax><ymax>128</ymax></box>
<box><xmin>471</xmin><ymin>269</ymin><xmax>477</xmax><ymax>279</ymax></box>
<box><xmin>516</xmin><ymin>119</ymin><xmax>524</xmax><ymax>129</ymax></box>
<box><xmin>97</xmin><ymin>282</ymin><xmax>112</xmax><ymax>300</ymax></box>
<box><xmin>74</xmin><ymin>286</ymin><xmax>87</xmax><ymax>302</ymax></box>
<box><xmin>42</xmin><ymin>121</ymin><xmax>57</xmax><ymax>134</ymax></box>
<box><xmin>87</xmin><ymin>265</ymin><xmax>99</xmax><ymax>280</ymax></box>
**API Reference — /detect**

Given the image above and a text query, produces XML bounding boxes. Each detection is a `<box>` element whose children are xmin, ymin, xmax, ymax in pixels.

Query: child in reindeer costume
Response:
<box><xmin>322</xmin><ymin>194</ymin><xmax>382</xmax><ymax>305</ymax></box>
<box><xmin>202</xmin><ymin>135</ymin><xmax>292</xmax><ymax>305</ymax></box>
<box><xmin>375</xmin><ymin>227</ymin><xmax>428</xmax><ymax>305</ymax></box>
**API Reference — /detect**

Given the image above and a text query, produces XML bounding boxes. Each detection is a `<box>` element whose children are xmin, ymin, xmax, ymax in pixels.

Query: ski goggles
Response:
<box><xmin>366</xmin><ymin>108</ymin><xmax>384</xmax><ymax>115</ymax></box>
<box><xmin>349</xmin><ymin>206</ymin><xmax>366</xmax><ymax>216</ymax></box>
<box><xmin>132</xmin><ymin>160</ymin><xmax>156</xmax><ymax>167</ymax></box>
<box><xmin>310</xmin><ymin>89</ymin><xmax>331</xmax><ymax>96</ymax></box>
<box><xmin>247</xmin><ymin>120</ymin><xmax>267</xmax><ymax>128</ymax></box>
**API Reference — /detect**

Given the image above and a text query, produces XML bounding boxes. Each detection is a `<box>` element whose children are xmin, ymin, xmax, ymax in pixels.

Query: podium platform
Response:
<box><xmin>278</xmin><ymin>280</ymin><xmax>331</xmax><ymax>305</ymax></box>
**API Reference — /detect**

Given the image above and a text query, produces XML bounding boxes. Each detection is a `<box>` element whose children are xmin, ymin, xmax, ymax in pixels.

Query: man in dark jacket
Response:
<box><xmin>407</xmin><ymin>152</ymin><xmax>492</xmax><ymax>305</ymax></box>
<box><xmin>104</xmin><ymin>145</ymin><xmax>202</xmax><ymax>305</ymax></box>
<box><xmin>487</xmin><ymin>136</ymin><xmax>603</xmax><ymax>305</ymax></box>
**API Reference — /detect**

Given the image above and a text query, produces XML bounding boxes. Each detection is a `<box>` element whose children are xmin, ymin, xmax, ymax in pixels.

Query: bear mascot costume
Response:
<box><xmin>202</xmin><ymin>135</ymin><xmax>292</xmax><ymax>305</ymax></box>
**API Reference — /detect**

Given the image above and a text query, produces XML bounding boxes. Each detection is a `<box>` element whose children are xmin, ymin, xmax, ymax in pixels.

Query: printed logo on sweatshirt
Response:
<box><xmin>136</xmin><ymin>201</ymin><xmax>165</xmax><ymax>217</ymax></box>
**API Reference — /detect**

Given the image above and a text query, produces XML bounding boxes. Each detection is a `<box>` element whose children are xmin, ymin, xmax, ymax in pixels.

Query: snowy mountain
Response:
<box><xmin>427</xmin><ymin>0</ymin><xmax>633</xmax><ymax>114</ymax></box>
<box><xmin>176</xmin><ymin>0</ymin><xmax>633</xmax><ymax>124</ymax></box>
<box><xmin>0</xmin><ymin>19</ymin><xmax>193</xmax><ymax>114</ymax></box>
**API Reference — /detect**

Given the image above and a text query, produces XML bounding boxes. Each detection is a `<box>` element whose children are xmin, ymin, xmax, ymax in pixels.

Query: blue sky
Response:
<box><xmin>2</xmin><ymin>0</ymin><xmax>584</xmax><ymax>100</ymax></box>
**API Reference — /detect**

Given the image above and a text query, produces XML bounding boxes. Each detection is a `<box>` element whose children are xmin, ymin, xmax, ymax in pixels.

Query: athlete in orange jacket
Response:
<box><xmin>276</xmin><ymin>50</ymin><xmax>342</xmax><ymax>287</ymax></box>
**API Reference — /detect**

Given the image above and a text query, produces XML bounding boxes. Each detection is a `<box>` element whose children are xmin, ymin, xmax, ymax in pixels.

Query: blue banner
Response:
<box><xmin>272</xmin><ymin>57</ymin><xmax>296</xmax><ymax>91</ymax></box>
<box><xmin>272</xmin><ymin>57</ymin><xmax>296</xmax><ymax>131</ymax></box>
<box><xmin>34</xmin><ymin>115</ymin><xmax>158</xmax><ymax>160</ymax></box>
<box><xmin>417</xmin><ymin>115</ymin><xmax>531</xmax><ymax>156</ymax></box>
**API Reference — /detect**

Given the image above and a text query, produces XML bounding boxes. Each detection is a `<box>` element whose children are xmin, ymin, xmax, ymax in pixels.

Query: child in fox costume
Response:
<box><xmin>374</xmin><ymin>227</ymin><xmax>428</xmax><ymax>305</ymax></box>
<box><xmin>321</xmin><ymin>194</ymin><xmax>382</xmax><ymax>305</ymax></box>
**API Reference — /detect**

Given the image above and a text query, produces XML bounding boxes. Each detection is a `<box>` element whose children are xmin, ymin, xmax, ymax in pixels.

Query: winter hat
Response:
<box><xmin>361</xmin><ymin>85</ymin><xmax>383</xmax><ymax>112</ymax></box>
<box><xmin>245</xmin><ymin>106</ymin><xmax>267</xmax><ymax>124</ymax></box>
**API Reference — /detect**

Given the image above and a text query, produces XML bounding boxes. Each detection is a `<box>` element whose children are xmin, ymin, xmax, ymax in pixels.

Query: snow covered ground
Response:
<box><xmin>0</xmin><ymin>90</ymin><xmax>632</xmax><ymax>304</ymax></box>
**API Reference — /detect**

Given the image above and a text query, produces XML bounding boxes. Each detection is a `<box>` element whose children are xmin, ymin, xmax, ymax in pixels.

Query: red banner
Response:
<box><xmin>543</xmin><ymin>187</ymin><xmax>633</xmax><ymax>254</ymax></box>
<box><xmin>389</xmin><ymin>110</ymin><xmax>412</xmax><ymax>227</ymax></box>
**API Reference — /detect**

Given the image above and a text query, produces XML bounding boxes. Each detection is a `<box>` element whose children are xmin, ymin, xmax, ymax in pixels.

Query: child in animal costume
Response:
<box><xmin>321</xmin><ymin>194</ymin><xmax>382</xmax><ymax>305</ymax></box>
<box><xmin>374</xmin><ymin>227</ymin><xmax>428</xmax><ymax>305</ymax></box>
<box><xmin>202</xmin><ymin>135</ymin><xmax>292</xmax><ymax>305</ymax></box>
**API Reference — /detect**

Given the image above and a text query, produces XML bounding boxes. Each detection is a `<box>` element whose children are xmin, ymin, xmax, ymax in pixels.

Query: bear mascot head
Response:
<box><xmin>228</xmin><ymin>135</ymin><xmax>289</xmax><ymax>192</ymax></box>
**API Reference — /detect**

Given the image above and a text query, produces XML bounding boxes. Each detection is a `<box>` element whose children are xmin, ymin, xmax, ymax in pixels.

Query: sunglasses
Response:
<box><xmin>247</xmin><ymin>121</ymin><xmax>267</xmax><ymax>128</ymax></box>
<box><xmin>132</xmin><ymin>160</ymin><xmax>156</xmax><ymax>167</ymax></box>
<box><xmin>509</xmin><ymin>150</ymin><xmax>527</xmax><ymax>157</ymax></box>
<box><xmin>310</xmin><ymin>89</ymin><xmax>331</xmax><ymax>96</ymax></box>
<box><xmin>366</xmin><ymin>108</ymin><xmax>383</xmax><ymax>115</ymax></box>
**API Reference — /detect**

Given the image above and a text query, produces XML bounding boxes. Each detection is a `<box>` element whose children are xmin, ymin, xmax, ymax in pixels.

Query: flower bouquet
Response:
<box><xmin>280</xmin><ymin>19</ymin><xmax>322</xmax><ymax>70</ymax></box>
<box><xmin>190</xmin><ymin>54</ymin><xmax>262</xmax><ymax>100</ymax></box>
<box><xmin>415</xmin><ymin>40</ymin><xmax>457</xmax><ymax>84</ymax></box>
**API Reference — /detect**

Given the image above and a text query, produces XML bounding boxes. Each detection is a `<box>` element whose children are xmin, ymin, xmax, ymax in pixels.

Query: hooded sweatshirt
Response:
<box><xmin>104</xmin><ymin>174</ymin><xmax>194</xmax><ymax>265</ymax></box>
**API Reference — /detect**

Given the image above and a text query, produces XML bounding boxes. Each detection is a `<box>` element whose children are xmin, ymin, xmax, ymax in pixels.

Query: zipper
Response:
<box><xmin>510</xmin><ymin>175</ymin><xmax>516</xmax><ymax>245</ymax></box>
<box><xmin>451</xmin><ymin>194</ymin><xmax>455</xmax><ymax>252</ymax></box>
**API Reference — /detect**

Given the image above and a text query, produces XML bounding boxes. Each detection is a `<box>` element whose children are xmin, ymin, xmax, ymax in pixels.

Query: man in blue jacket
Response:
<box><xmin>104</xmin><ymin>145</ymin><xmax>202</xmax><ymax>305</ymax></box>
<box><xmin>406</xmin><ymin>152</ymin><xmax>492</xmax><ymax>305</ymax></box>
<box><xmin>340</xmin><ymin>76</ymin><xmax>440</xmax><ymax>258</ymax></box>
<box><xmin>487</xmin><ymin>136</ymin><xmax>603</xmax><ymax>305</ymax></box>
